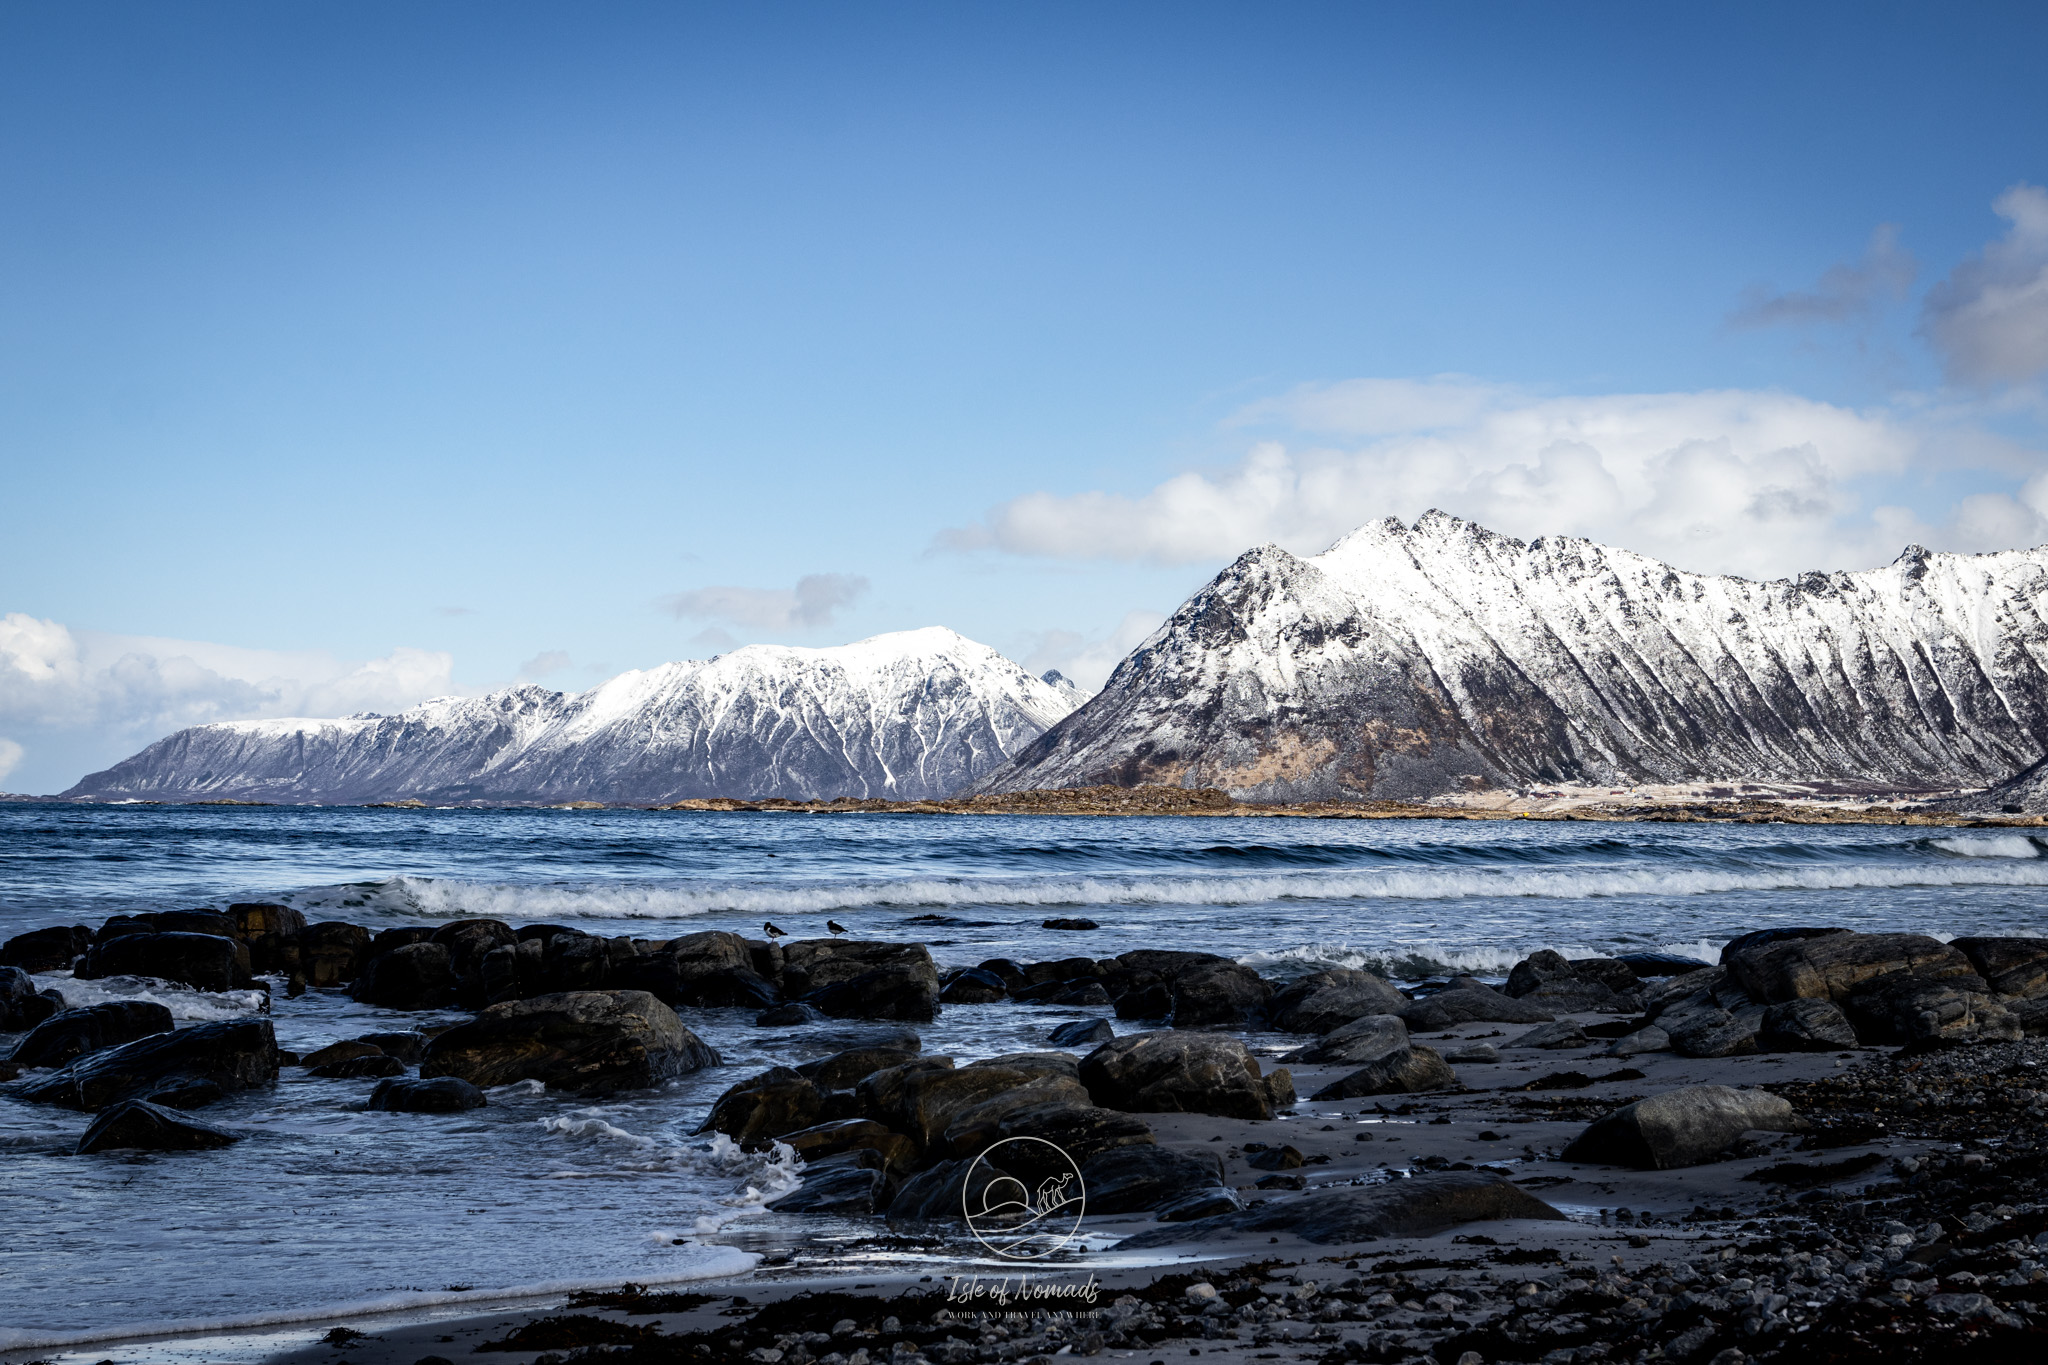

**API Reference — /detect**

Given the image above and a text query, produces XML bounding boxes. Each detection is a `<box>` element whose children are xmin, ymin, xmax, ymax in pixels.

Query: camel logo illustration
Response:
<box><xmin>962</xmin><ymin>1137</ymin><xmax>1087</xmax><ymax>1259</ymax></box>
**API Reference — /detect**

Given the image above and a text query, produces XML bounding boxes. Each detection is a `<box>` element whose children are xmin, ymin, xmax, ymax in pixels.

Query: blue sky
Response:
<box><xmin>4</xmin><ymin>2</ymin><xmax>2048</xmax><ymax>790</ymax></box>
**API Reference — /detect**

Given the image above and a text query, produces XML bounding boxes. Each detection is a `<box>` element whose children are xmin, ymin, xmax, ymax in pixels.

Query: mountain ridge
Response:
<box><xmin>67</xmin><ymin>627</ymin><xmax>1083</xmax><ymax>804</ymax></box>
<box><xmin>974</xmin><ymin>511</ymin><xmax>2048</xmax><ymax>801</ymax></box>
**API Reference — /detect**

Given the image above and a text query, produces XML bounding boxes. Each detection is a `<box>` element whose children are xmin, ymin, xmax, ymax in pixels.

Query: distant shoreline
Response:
<box><xmin>12</xmin><ymin>782</ymin><xmax>2044</xmax><ymax>827</ymax></box>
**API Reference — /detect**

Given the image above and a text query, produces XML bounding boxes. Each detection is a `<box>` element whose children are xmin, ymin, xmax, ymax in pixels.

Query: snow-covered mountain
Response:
<box><xmin>976</xmin><ymin>511</ymin><xmax>2048</xmax><ymax>801</ymax></box>
<box><xmin>67</xmin><ymin>628</ymin><xmax>1083</xmax><ymax>804</ymax></box>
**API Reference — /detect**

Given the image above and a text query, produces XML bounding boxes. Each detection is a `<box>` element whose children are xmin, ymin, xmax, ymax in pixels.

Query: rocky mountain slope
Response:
<box><xmin>976</xmin><ymin>511</ymin><xmax>2048</xmax><ymax>802</ymax></box>
<box><xmin>67</xmin><ymin>628</ymin><xmax>1083</xmax><ymax>804</ymax></box>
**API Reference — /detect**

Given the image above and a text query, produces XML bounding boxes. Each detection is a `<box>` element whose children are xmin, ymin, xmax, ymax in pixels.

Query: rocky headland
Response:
<box><xmin>4</xmin><ymin>910</ymin><xmax>2048</xmax><ymax>1365</ymax></box>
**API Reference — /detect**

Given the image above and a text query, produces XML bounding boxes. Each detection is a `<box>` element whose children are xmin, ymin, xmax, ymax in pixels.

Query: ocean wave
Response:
<box><xmin>0</xmin><ymin>1247</ymin><xmax>758</xmax><ymax>1352</ymax></box>
<box><xmin>1238</xmin><ymin>938</ymin><xmax>1720</xmax><ymax>979</ymax></box>
<box><xmin>283</xmin><ymin>856</ymin><xmax>2048</xmax><ymax>923</ymax></box>
<box><xmin>32</xmin><ymin>971</ymin><xmax>268</xmax><ymax>1020</ymax></box>
<box><xmin>1930</xmin><ymin>834</ymin><xmax>2043</xmax><ymax>859</ymax></box>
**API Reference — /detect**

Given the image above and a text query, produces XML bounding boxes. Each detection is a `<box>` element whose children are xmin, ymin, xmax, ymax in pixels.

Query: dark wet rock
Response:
<box><xmin>1718</xmin><ymin>926</ymin><xmax>1850</xmax><ymax>962</ymax></box>
<box><xmin>1445</xmin><ymin>1040</ymin><xmax>1501</xmax><ymax>1063</ymax></box>
<box><xmin>969</xmin><ymin>1051</ymin><xmax>1080</xmax><ymax>1081</ymax></box>
<box><xmin>1398</xmin><ymin>986</ymin><xmax>1554</xmax><ymax>1030</ymax></box>
<box><xmin>767</xmin><ymin>1153</ymin><xmax>888</xmax><ymax>1214</ymax></box>
<box><xmin>1167</xmin><ymin>960</ymin><xmax>1271</xmax><ymax>1029</ymax></box>
<box><xmin>939</xmin><ymin>967</ymin><xmax>1009</xmax><ymax>1005</ymax></box>
<box><xmin>1506</xmin><ymin>950</ymin><xmax>1630</xmax><ymax>1011</ymax></box>
<box><xmin>302</xmin><ymin>1040</ymin><xmax>385</xmax><ymax>1068</ymax></box>
<box><xmin>994</xmin><ymin>1101</ymin><xmax>1154</xmax><ymax>1170</ymax></box>
<box><xmin>354</xmin><ymin>1030</ymin><xmax>430</xmax><ymax>1065</ymax></box>
<box><xmin>1725</xmin><ymin>930</ymin><xmax>1976</xmax><ymax>1005</ymax></box>
<box><xmin>1308</xmin><ymin>1044</ymin><xmax>1456</xmax><ymax>1100</ymax></box>
<box><xmin>1</xmin><ymin>924</ymin><xmax>90</xmax><ymax>973</ymax></box>
<box><xmin>1266</xmin><ymin>969</ymin><xmax>1408</xmax><ymax>1034</ymax></box>
<box><xmin>368</xmin><ymin>926</ymin><xmax>437</xmax><ymax>958</ymax></box>
<box><xmin>1605</xmin><ymin>1025</ymin><xmax>1672</xmax><ymax>1057</ymax></box>
<box><xmin>1077</xmin><ymin>1030</ymin><xmax>1279</xmax><ymax>1121</ymax></box>
<box><xmin>857</xmin><ymin>1062</ymin><xmax>1039</xmax><ymax>1150</ymax></box>
<box><xmin>784</xmin><ymin>941</ymin><xmax>940</xmax><ymax>1022</ymax></box>
<box><xmin>351</xmin><ymin>942</ymin><xmax>459</xmax><ymax>1010</ymax></box>
<box><xmin>77</xmin><ymin>932</ymin><xmax>248</xmax><ymax>992</ymax></box>
<box><xmin>1156</xmin><ymin>1186</ymin><xmax>1241</xmax><ymax>1221</ymax></box>
<box><xmin>311</xmin><ymin>1054</ymin><xmax>406</xmax><ymax>1079</ymax></box>
<box><xmin>1277</xmin><ymin>1015</ymin><xmax>1409</xmax><ymax>1064</ymax></box>
<box><xmin>1507</xmin><ymin>1021</ymin><xmax>1588</xmax><ymax>1050</ymax></box>
<box><xmin>941</xmin><ymin>1074</ymin><xmax>1094</xmax><ymax>1159</ymax></box>
<box><xmin>1949</xmin><ymin>935</ymin><xmax>2048</xmax><ymax>999</ymax></box>
<box><xmin>1120</xmin><ymin>1171</ymin><xmax>1567</xmax><ymax>1247</ymax></box>
<box><xmin>94</xmin><ymin>914</ymin><xmax>158</xmax><ymax>943</ymax></box>
<box><xmin>1663</xmin><ymin>1006</ymin><xmax>1764</xmax><ymax>1058</ymax></box>
<box><xmin>1</xmin><ymin>965</ymin><xmax>41</xmax><ymax>1029</ymax></box>
<box><xmin>1844</xmin><ymin>973</ymin><xmax>2019</xmax><ymax>1045</ymax></box>
<box><xmin>1560</xmin><ymin>1082</ymin><xmax>1801</xmax><ymax>1169</ymax></box>
<box><xmin>974</xmin><ymin>958</ymin><xmax>1028</xmax><ymax>992</ymax></box>
<box><xmin>780</xmin><ymin>1118</ymin><xmax>919</xmax><ymax>1172</ymax></box>
<box><xmin>2010</xmin><ymin>996</ymin><xmax>2048</xmax><ymax>1036</ymax></box>
<box><xmin>1112</xmin><ymin>974</ymin><xmax>1173</xmax><ymax>1021</ymax></box>
<box><xmin>796</xmin><ymin>1046</ymin><xmax>921</xmax><ymax>1089</ymax></box>
<box><xmin>1614</xmin><ymin>950</ymin><xmax>1715</xmax><ymax>976</ymax></box>
<box><xmin>76</xmin><ymin>1097</ymin><xmax>241</xmax><ymax>1153</ymax></box>
<box><xmin>1247</xmin><ymin>1143</ymin><xmax>1303</xmax><ymax>1170</ymax></box>
<box><xmin>753</xmin><ymin>1002</ymin><xmax>826</xmax><ymax>1027</ymax></box>
<box><xmin>422</xmin><ymin>990</ymin><xmax>718</xmax><ymax>1095</ymax></box>
<box><xmin>149</xmin><ymin>908</ymin><xmax>241</xmax><ymax>940</ymax></box>
<box><xmin>367</xmin><ymin>1075</ymin><xmax>488</xmax><ymax>1112</ymax></box>
<box><xmin>697</xmin><ymin>1067</ymin><xmax>826</xmax><ymax>1141</ymax></box>
<box><xmin>1022</xmin><ymin>957</ymin><xmax>1103</xmax><ymax>986</ymax></box>
<box><xmin>1760</xmin><ymin>997</ymin><xmax>1860</xmax><ymax>1051</ymax></box>
<box><xmin>429</xmin><ymin>919</ymin><xmax>518</xmax><ymax>1006</ymax></box>
<box><xmin>1078</xmin><ymin>1144</ymin><xmax>1225</xmax><ymax>1214</ymax></box>
<box><xmin>18</xmin><ymin>1018</ymin><xmax>278</xmax><ymax>1111</ymax></box>
<box><xmin>17</xmin><ymin>988</ymin><xmax>64</xmax><ymax>1029</ymax></box>
<box><xmin>883</xmin><ymin>1156</ymin><xmax>1007</xmax><ymax>1222</ymax></box>
<box><xmin>1051</xmin><ymin>981</ymin><xmax>1114</xmax><ymax>1008</ymax></box>
<box><xmin>611</xmin><ymin>930</ymin><xmax>778</xmax><ymax>1009</ymax></box>
<box><xmin>228</xmin><ymin>902</ymin><xmax>308</xmax><ymax>974</ymax></box>
<box><xmin>1048</xmin><ymin>1018</ymin><xmax>1114</xmax><ymax>1047</ymax></box>
<box><xmin>299</xmin><ymin>922</ymin><xmax>373</xmax><ymax>987</ymax></box>
<box><xmin>1042</xmin><ymin>917</ymin><xmax>1099</xmax><ymax>931</ymax></box>
<box><xmin>11</xmin><ymin>1001</ymin><xmax>175</xmax><ymax>1069</ymax></box>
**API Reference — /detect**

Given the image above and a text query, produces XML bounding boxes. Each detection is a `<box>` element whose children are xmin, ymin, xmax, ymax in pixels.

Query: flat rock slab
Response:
<box><xmin>17</xmin><ymin>1018</ymin><xmax>278</xmax><ymax>1112</ymax></box>
<box><xmin>1117</xmin><ymin>1171</ymin><xmax>1566</xmax><ymax>1248</ymax></box>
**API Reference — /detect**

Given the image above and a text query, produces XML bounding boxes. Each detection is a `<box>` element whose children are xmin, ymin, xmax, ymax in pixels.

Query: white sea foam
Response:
<box><xmin>1931</xmin><ymin>834</ymin><xmax>2042</xmax><ymax>859</ymax></box>
<box><xmin>1238</xmin><ymin>939</ymin><xmax>1719</xmax><ymax>979</ymax></box>
<box><xmin>0</xmin><ymin>1248</ymin><xmax>758</xmax><ymax>1353</ymax></box>
<box><xmin>31</xmin><ymin>971</ymin><xmax>269</xmax><ymax>1020</ymax></box>
<box><xmin>284</xmin><ymin>856</ymin><xmax>2048</xmax><ymax>925</ymax></box>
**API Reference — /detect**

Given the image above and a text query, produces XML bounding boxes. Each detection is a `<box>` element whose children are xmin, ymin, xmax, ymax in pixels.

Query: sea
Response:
<box><xmin>2</xmin><ymin>801</ymin><xmax>2046</xmax><ymax>1350</ymax></box>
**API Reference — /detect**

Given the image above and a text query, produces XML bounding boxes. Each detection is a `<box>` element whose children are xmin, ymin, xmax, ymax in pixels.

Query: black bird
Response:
<box><xmin>763</xmin><ymin>921</ymin><xmax>787</xmax><ymax>939</ymax></box>
<box><xmin>827</xmin><ymin>920</ymin><xmax>848</xmax><ymax>935</ymax></box>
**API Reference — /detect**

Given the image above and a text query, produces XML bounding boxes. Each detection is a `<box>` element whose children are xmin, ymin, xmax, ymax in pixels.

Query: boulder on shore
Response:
<box><xmin>1077</xmin><ymin>1030</ymin><xmax>1282</xmax><ymax>1121</ymax></box>
<box><xmin>1759</xmin><ymin>998</ymin><xmax>1860</xmax><ymax>1052</ymax></box>
<box><xmin>1265</xmin><ymin>969</ymin><xmax>1408</xmax><ymax>1034</ymax></box>
<box><xmin>17</xmin><ymin>1018</ymin><xmax>278</xmax><ymax>1111</ymax></box>
<box><xmin>1</xmin><ymin>924</ymin><xmax>90</xmax><ymax>974</ymax></box>
<box><xmin>351</xmin><ymin>942</ymin><xmax>459</xmax><ymax>1010</ymax></box>
<box><xmin>785</xmin><ymin>940</ymin><xmax>941</xmax><ymax>1022</ymax></box>
<box><xmin>367</xmin><ymin>1076</ymin><xmax>488</xmax><ymax>1112</ymax></box>
<box><xmin>11</xmin><ymin>1001</ymin><xmax>176</xmax><ymax>1069</ymax></box>
<box><xmin>1309</xmin><ymin>1045</ymin><xmax>1456</xmax><ymax>1100</ymax></box>
<box><xmin>697</xmin><ymin>1066</ymin><xmax>826</xmax><ymax>1142</ymax></box>
<box><xmin>1560</xmin><ymin>1083</ymin><xmax>1801</xmax><ymax>1169</ymax></box>
<box><xmin>1</xmin><ymin>965</ymin><xmax>43</xmax><ymax>1030</ymax></box>
<box><xmin>1844</xmin><ymin>974</ymin><xmax>2019</xmax><ymax>1046</ymax></box>
<box><xmin>1397</xmin><ymin>987</ymin><xmax>1554</xmax><ymax>1031</ymax></box>
<box><xmin>1725</xmin><ymin>930</ymin><xmax>1975</xmax><ymax>1006</ymax></box>
<box><xmin>1118</xmin><ymin>1171</ymin><xmax>1566</xmax><ymax>1248</ymax></box>
<box><xmin>77</xmin><ymin>932</ymin><xmax>249</xmax><ymax>993</ymax></box>
<box><xmin>422</xmin><ymin>990</ymin><xmax>717</xmax><ymax>1095</ymax></box>
<box><xmin>76</xmin><ymin>1098</ymin><xmax>242</xmax><ymax>1154</ymax></box>
<box><xmin>1949</xmin><ymin>936</ymin><xmax>2048</xmax><ymax>999</ymax></box>
<box><xmin>1077</xmin><ymin>1144</ymin><xmax>1226</xmax><ymax>1214</ymax></box>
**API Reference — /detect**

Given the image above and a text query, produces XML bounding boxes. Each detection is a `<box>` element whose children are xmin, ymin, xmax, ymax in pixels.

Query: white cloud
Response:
<box><xmin>1021</xmin><ymin>610</ymin><xmax>1168</xmax><ymax>693</ymax></box>
<box><xmin>1729</xmin><ymin>223</ymin><xmax>1916</xmax><ymax>328</ymax></box>
<box><xmin>659</xmin><ymin>573</ymin><xmax>870</xmax><ymax>630</ymax></box>
<box><xmin>0</xmin><ymin>614</ymin><xmax>456</xmax><ymax>791</ymax></box>
<box><xmin>0</xmin><ymin>738</ymin><xmax>23</xmax><ymax>786</ymax></box>
<box><xmin>1922</xmin><ymin>184</ymin><xmax>2048</xmax><ymax>385</ymax></box>
<box><xmin>943</xmin><ymin>380</ymin><xmax>2044</xmax><ymax>579</ymax></box>
<box><xmin>518</xmin><ymin>650</ymin><xmax>572</xmax><ymax>679</ymax></box>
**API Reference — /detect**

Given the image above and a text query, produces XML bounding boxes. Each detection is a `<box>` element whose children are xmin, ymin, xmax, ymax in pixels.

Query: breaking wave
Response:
<box><xmin>284</xmin><ymin>855</ymin><xmax>2048</xmax><ymax>924</ymax></box>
